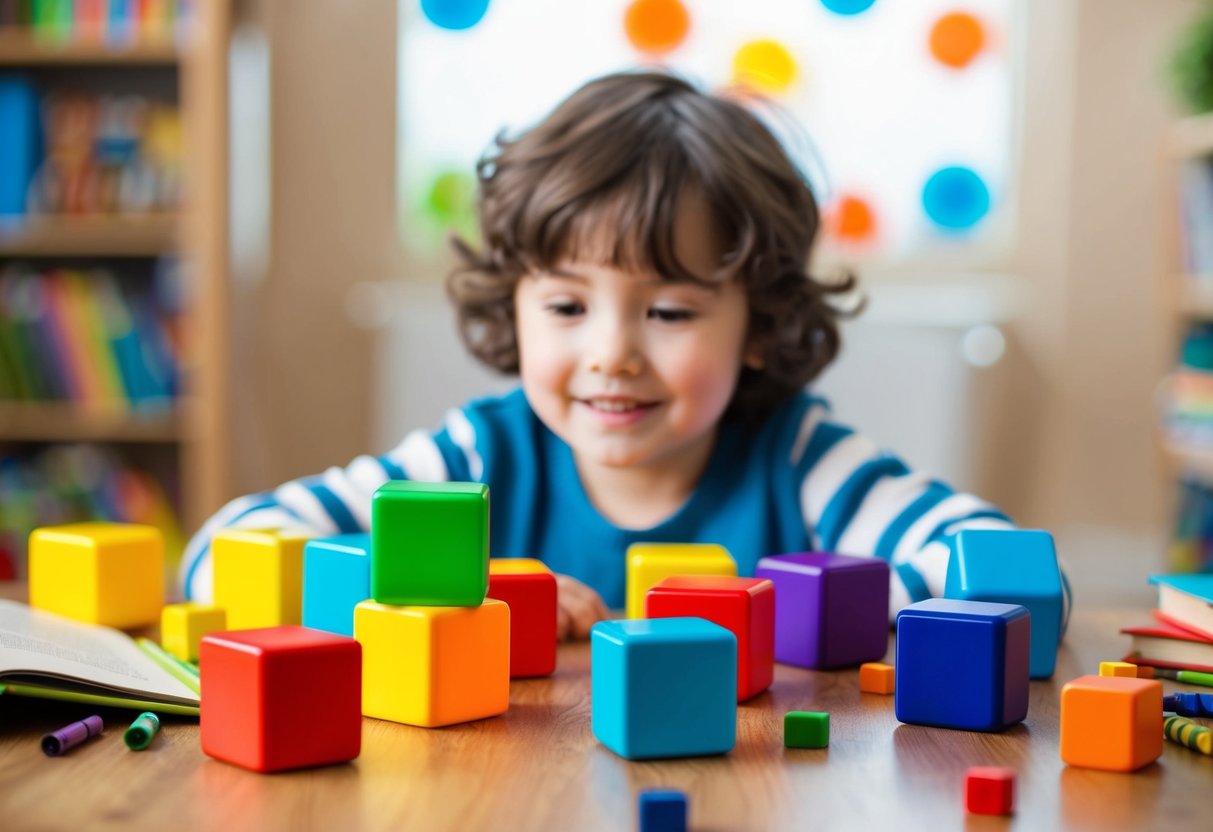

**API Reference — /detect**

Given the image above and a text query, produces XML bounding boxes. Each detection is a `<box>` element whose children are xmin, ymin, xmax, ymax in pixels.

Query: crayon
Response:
<box><xmin>1164</xmin><ymin>715</ymin><xmax>1213</xmax><ymax>755</ymax></box>
<box><xmin>41</xmin><ymin>715</ymin><xmax>103</xmax><ymax>757</ymax></box>
<box><xmin>1162</xmin><ymin>692</ymin><xmax>1213</xmax><ymax>718</ymax></box>
<box><xmin>124</xmin><ymin>712</ymin><xmax>160</xmax><ymax>751</ymax></box>
<box><xmin>1151</xmin><ymin>667</ymin><xmax>1213</xmax><ymax>688</ymax></box>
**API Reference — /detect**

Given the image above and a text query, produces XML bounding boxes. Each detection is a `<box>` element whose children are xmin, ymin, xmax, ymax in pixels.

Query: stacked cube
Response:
<box><xmin>355</xmin><ymin>481</ymin><xmax>510</xmax><ymax>727</ymax></box>
<box><xmin>487</xmin><ymin>558</ymin><xmax>558</xmax><ymax>678</ymax></box>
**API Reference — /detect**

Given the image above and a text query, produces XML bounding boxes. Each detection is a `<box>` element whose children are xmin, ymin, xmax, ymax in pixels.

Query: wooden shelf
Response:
<box><xmin>1175</xmin><ymin>275</ymin><xmax>1213</xmax><ymax>319</ymax></box>
<box><xmin>0</xmin><ymin>214</ymin><xmax>178</xmax><ymax>257</ymax></box>
<box><xmin>0</xmin><ymin>28</ymin><xmax>178</xmax><ymax>66</ymax></box>
<box><xmin>1169</xmin><ymin>112</ymin><xmax>1213</xmax><ymax>159</ymax></box>
<box><xmin>0</xmin><ymin>402</ymin><xmax>182</xmax><ymax>443</ymax></box>
<box><xmin>1161</xmin><ymin>438</ymin><xmax>1213</xmax><ymax>484</ymax></box>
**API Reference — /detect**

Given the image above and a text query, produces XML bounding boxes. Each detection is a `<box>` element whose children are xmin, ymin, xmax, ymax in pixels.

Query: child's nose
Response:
<box><xmin>587</xmin><ymin>323</ymin><xmax>644</xmax><ymax>377</ymax></box>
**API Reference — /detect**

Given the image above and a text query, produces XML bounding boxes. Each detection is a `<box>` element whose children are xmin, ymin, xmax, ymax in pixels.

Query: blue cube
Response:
<box><xmin>945</xmin><ymin>529</ymin><xmax>1063</xmax><ymax>678</ymax></box>
<box><xmin>302</xmin><ymin>533</ymin><xmax>370</xmax><ymax>637</ymax></box>
<box><xmin>895</xmin><ymin>599</ymin><xmax>1030</xmax><ymax>732</ymax></box>
<box><xmin>638</xmin><ymin>789</ymin><xmax>687</xmax><ymax>832</ymax></box>
<box><xmin>591</xmin><ymin>618</ymin><xmax>736</xmax><ymax>760</ymax></box>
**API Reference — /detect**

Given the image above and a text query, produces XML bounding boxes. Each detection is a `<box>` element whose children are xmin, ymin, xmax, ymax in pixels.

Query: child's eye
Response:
<box><xmin>649</xmin><ymin>307</ymin><xmax>697</xmax><ymax>323</ymax></box>
<box><xmin>544</xmin><ymin>301</ymin><xmax>584</xmax><ymax>317</ymax></box>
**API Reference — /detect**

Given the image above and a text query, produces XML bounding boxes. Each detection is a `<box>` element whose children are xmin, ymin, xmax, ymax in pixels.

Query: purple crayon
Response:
<box><xmin>41</xmin><ymin>715</ymin><xmax>103</xmax><ymax>756</ymax></box>
<box><xmin>755</xmin><ymin>552</ymin><xmax>890</xmax><ymax>669</ymax></box>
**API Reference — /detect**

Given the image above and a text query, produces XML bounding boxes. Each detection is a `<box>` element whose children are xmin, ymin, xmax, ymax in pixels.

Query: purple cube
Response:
<box><xmin>755</xmin><ymin>552</ymin><xmax>890</xmax><ymax>669</ymax></box>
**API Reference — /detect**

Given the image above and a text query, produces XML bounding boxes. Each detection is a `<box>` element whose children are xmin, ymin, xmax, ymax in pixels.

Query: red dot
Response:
<box><xmin>929</xmin><ymin>12</ymin><xmax>986</xmax><ymax>69</ymax></box>
<box><xmin>624</xmin><ymin>0</ymin><xmax>691</xmax><ymax>56</ymax></box>
<box><xmin>828</xmin><ymin>195</ymin><xmax>877</xmax><ymax>242</ymax></box>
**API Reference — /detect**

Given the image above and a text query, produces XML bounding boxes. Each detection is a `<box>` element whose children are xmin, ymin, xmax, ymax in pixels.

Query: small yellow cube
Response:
<box><xmin>355</xmin><ymin>598</ymin><xmax>509</xmax><ymax>727</ymax></box>
<box><xmin>625</xmin><ymin>542</ymin><xmax>737</xmax><ymax>618</ymax></box>
<box><xmin>29</xmin><ymin>523</ymin><xmax>164</xmax><ymax>629</ymax></box>
<box><xmin>161</xmin><ymin>602</ymin><xmax>227</xmax><ymax>662</ymax></box>
<box><xmin>213</xmin><ymin>528</ymin><xmax>312</xmax><ymax>630</ymax></box>
<box><xmin>1099</xmin><ymin>661</ymin><xmax>1139</xmax><ymax>678</ymax></box>
<box><xmin>488</xmin><ymin>557</ymin><xmax>553</xmax><ymax>576</ymax></box>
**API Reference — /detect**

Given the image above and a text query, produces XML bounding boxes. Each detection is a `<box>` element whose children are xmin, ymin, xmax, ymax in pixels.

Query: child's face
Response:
<box><xmin>514</xmin><ymin>197</ymin><xmax>757</xmax><ymax>474</ymax></box>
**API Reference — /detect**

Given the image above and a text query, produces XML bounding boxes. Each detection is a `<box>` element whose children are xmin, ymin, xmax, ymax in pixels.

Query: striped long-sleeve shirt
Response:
<box><xmin>179</xmin><ymin>387</ymin><xmax>1071</xmax><ymax>623</ymax></box>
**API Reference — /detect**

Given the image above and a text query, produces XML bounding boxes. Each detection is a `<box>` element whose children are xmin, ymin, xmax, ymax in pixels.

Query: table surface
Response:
<box><xmin>2</xmin><ymin>587</ymin><xmax>1211</xmax><ymax>832</ymax></box>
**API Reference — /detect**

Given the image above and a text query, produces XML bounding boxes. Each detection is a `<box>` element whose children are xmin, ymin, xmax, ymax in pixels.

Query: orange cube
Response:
<box><xmin>859</xmin><ymin>662</ymin><xmax>895</xmax><ymax>694</ymax></box>
<box><xmin>1060</xmin><ymin>675</ymin><xmax>1163</xmax><ymax>772</ymax></box>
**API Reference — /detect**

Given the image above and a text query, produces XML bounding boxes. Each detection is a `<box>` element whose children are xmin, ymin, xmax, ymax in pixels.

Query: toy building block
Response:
<box><xmin>965</xmin><ymin>767</ymin><xmax>1015</xmax><ymax>815</ymax></box>
<box><xmin>784</xmin><ymin>711</ymin><xmax>829</xmax><ymax>748</ymax></box>
<box><xmin>945</xmin><ymin>528</ymin><xmax>1064</xmax><ymax>679</ymax></box>
<box><xmin>487</xmin><ymin>558</ymin><xmax>557</xmax><ymax>677</ymax></box>
<box><xmin>625</xmin><ymin>543</ymin><xmax>736</xmax><ymax>619</ymax></box>
<box><xmin>1099</xmin><ymin>661</ymin><xmax>1138</xmax><ymax>678</ymax></box>
<box><xmin>638</xmin><ymin>789</ymin><xmax>687</xmax><ymax>832</ymax></box>
<box><xmin>645</xmin><ymin>576</ymin><xmax>774</xmax><ymax>701</ymax></box>
<box><xmin>895</xmin><ymin>599</ymin><xmax>1030</xmax><ymax>732</ymax></box>
<box><xmin>754</xmin><ymin>552</ymin><xmax>889</xmax><ymax>669</ymax></box>
<box><xmin>199</xmin><ymin>626</ymin><xmax>361</xmax><ymax>773</ymax></box>
<box><xmin>371</xmin><ymin>481</ymin><xmax>488</xmax><ymax>607</ymax></box>
<box><xmin>859</xmin><ymin>662</ymin><xmax>895</xmax><ymax>694</ymax></box>
<box><xmin>302</xmin><ymin>533</ymin><xmax>370</xmax><ymax>637</ymax></box>
<box><xmin>591</xmin><ymin>617</ymin><xmax>737</xmax><ymax>760</ymax></box>
<box><xmin>29</xmin><ymin>522</ymin><xmax>164</xmax><ymax>629</ymax></box>
<box><xmin>161</xmin><ymin>602</ymin><xmax>226</xmax><ymax>662</ymax></box>
<box><xmin>213</xmin><ymin>528</ymin><xmax>312</xmax><ymax>630</ymax></box>
<box><xmin>355</xmin><ymin>598</ymin><xmax>509</xmax><ymax>727</ymax></box>
<box><xmin>1060</xmin><ymin>675</ymin><xmax>1163</xmax><ymax>772</ymax></box>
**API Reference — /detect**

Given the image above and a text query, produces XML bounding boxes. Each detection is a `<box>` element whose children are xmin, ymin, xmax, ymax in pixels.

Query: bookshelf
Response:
<box><xmin>0</xmin><ymin>3</ymin><xmax>232</xmax><ymax>566</ymax></box>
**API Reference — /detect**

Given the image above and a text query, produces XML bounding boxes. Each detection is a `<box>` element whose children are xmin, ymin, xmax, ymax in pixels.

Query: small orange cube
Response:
<box><xmin>859</xmin><ymin>662</ymin><xmax>895</xmax><ymax>694</ymax></box>
<box><xmin>1060</xmin><ymin>675</ymin><xmax>1162</xmax><ymax>772</ymax></box>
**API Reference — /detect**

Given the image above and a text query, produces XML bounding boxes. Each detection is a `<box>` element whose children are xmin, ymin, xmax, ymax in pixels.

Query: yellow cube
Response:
<box><xmin>161</xmin><ymin>602</ymin><xmax>227</xmax><ymax>662</ymax></box>
<box><xmin>213</xmin><ymin>528</ymin><xmax>312</xmax><ymax>630</ymax></box>
<box><xmin>29</xmin><ymin>523</ymin><xmax>164</xmax><ymax>629</ymax></box>
<box><xmin>1099</xmin><ymin>661</ymin><xmax>1139</xmax><ymax>678</ymax></box>
<box><xmin>355</xmin><ymin>598</ymin><xmax>509</xmax><ymax>727</ymax></box>
<box><xmin>488</xmin><ymin>557</ymin><xmax>553</xmax><ymax>576</ymax></box>
<box><xmin>625</xmin><ymin>542</ymin><xmax>737</xmax><ymax>618</ymax></box>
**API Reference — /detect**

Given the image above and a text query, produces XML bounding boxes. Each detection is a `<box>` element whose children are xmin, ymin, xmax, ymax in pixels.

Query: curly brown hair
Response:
<box><xmin>447</xmin><ymin>70</ymin><xmax>857</xmax><ymax>423</ymax></box>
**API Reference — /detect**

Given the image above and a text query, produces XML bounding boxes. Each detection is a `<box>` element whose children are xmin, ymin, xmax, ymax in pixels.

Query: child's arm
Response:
<box><xmin>554</xmin><ymin>574</ymin><xmax>611</xmax><ymax>641</ymax></box>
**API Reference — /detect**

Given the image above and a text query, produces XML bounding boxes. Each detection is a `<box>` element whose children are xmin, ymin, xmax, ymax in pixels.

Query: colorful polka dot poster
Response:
<box><xmin>399</xmin><ymin>0</ymin><xmax>1013</xmax><ymax>261</ymax></box>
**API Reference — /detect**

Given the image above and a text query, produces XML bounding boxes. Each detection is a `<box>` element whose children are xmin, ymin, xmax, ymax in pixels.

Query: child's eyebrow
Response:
<box><xmin>542</xmin><ymin>267</ymin><xmax>721</xmax><ymax>291</ymax></box>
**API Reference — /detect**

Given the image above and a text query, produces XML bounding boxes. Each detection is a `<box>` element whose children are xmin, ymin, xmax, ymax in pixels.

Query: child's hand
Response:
<box><xmin>555</xmin><ymin>574</ymin><xmax>610</xmax><ymax>641</ymax></box>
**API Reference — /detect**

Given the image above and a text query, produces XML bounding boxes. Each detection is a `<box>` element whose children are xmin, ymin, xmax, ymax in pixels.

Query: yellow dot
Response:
<box><xmin>733</xmin><ymin>39</ymin><xmax>798</xmax><ymax>94</ymax></box>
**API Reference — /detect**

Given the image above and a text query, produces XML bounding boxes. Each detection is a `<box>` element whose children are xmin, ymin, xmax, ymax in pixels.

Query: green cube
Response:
<box><xmin>784</xmin><ymin>711</ymin><xmax>829</xmax><ymax>749</ymax></box>
<box><xmin>370</xmin><ymin>481</ymin><xmax>489</xmax><ymax>606</ymax></box>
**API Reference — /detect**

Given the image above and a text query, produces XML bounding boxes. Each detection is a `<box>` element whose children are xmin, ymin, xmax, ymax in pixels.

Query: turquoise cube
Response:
<box><xmin>302</xmin><ymin>533</ymin><xmax>370</xmax><ymax>637</ymax></box>
<box><xmin>591</xmin><ymin>618</ymin><xmax>736</xmax><ymax>760</ymax></box>
<box><xmin>944</xmin><ymin>529</ymin><xmax>1063</xmax><ymax>679</ymax></box>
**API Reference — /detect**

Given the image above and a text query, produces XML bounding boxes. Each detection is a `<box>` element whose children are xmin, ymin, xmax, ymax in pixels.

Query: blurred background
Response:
<box><xmin>0</xmin><ymin>0</ymin><xmax>1209</xmax><ymax>604</ymax></box>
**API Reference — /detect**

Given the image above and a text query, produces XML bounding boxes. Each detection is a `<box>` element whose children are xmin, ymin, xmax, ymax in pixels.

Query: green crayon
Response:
<box><xmin>123</xmin><ymin>712</ymin><xmax>161</xmax><ymax>751</ymax></box>
<box><xmin>1152</xmin><ymin>667</ymin><xmax>1213</xmax><ymax>689</ymax></box>
<box><xmin>1163</xmin><ymin>715</ymin><xmax>1212</xmax><ymax>755</ymax></box>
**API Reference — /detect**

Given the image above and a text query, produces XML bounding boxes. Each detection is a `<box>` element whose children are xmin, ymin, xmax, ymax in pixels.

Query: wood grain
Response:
<box><xmin>2</xmin><ymin>597</ymin><xmax>1211</xmax><ymax>831</ymax></box>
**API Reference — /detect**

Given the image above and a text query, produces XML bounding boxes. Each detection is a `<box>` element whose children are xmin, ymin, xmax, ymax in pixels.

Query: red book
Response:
<box><xmin>1120</xmin><ymin>617</ymin><xmax>1213</xmax><ymax>673</ymax></box>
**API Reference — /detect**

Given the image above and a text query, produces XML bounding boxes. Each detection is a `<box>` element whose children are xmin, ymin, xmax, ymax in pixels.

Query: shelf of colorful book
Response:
<box><xmin>1162</xmin><ymin>439</ymin><xmax>1213</xmax><ymax>485</ymax></box>
<box><xmin>0</xmin><ymin>27</ymin><xmax>178</xmax><ymax>67</ymax></box>
<box><xmin>0</xmin><ymin>401</ymin><xmax>180</xmax><ymax>443</ymax></box>
<box><xmin>0</xmin><ymin>214</ymin><xmax>177</xmax><ymax>257</ymax></box>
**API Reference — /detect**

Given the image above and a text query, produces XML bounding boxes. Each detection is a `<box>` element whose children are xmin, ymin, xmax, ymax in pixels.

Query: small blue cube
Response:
<box><xmin>945</xmin><ymin>528</ymin><xmax>1064</xmax><ymax>678</ymax></box>
<box><xmin>895</xmin><ymin>599</ymin><xmax>1030</xmax><ymax>732</ymax></box>
<box><xmin>591</xmin><ymin>618</ymin><xmax>736</xmax><ymax>760</ymax></box>
<box><xmin>638</xmin><ymin>789</ymin><xmax>687</xmax><ymax>832</ymax></box>
<box><xmin>302</xmin><ymin>533</ymin><xmax>370</xmax><ymax>637</ymax></box>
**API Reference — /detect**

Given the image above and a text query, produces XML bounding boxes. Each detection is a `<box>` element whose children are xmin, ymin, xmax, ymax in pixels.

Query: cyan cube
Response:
<box><xmin>895</xmin><ymin>599</ymin><xmax>1030</xmax><ymax>732</ymax></box>
<box><xmin>302</xmin><ymin>533</ymin><xmax>370</xmax><ymax>637</ymax></box>
<box><xmin>945</xmin><ymin>529</ymin><xmax>1063</xmax><ymax>679</ymax></box>
<box><xmin>754</xmin><ymin>552</ymin><xmax>890</xmax><ymax>668</ymax></box>
<box><xmin>591</xmin><ymin>618</ymin><xmax>736</xmax><ymax>760</ymax></box>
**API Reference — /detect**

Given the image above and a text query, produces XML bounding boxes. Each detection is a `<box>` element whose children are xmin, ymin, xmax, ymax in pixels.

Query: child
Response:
<box><xmin>180</xmin><ymin>70</ymin><xmax>1066</xmax><ymax>639</ymax></box>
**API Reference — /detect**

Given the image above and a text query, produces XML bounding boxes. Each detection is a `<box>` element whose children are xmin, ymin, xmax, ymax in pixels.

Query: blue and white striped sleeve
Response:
<box><xmin>791</xmin><ymin>399</ymin><xmax>1073</xmax><ymax>628</ymax></box>
<box><xmin>178</xmin><ymin>409</ymin><xmax>481</xmax><ymax>602</ymax></box>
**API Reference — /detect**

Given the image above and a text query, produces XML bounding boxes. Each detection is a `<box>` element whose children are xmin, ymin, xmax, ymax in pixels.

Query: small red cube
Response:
<box><xmin>645</xmin><ymin>575</ymin><xmax>775</xmax><ymax>701</ymax></box>
<box><xmin>965</xmin><ymin>766</ymin><xmax>1016</xmax><ymax>815</ymax></box>
<box><xmin>487</xmin><ymin>563</ymin><xmax>557</xmax><ymax>677</ymax></box>
<box><xmin>200</xmin><ymin>626</ymin><xmax>362</xmax><ymax>772</ymax></box>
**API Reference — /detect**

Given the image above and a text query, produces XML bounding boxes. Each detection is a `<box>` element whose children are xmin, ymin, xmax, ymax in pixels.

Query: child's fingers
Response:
<box><xmin>567</xmin><ymin>597</ymin><xmax>608</xmax><ymax>640</ymax></box>
<box><xmin>556</xmin><ymin>604</ymin><xmax>571</xmax><ymax>641</ymax></box>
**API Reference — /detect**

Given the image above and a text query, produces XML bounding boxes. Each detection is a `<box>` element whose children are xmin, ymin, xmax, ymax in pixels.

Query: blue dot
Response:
<box><xmin>922</xmin><ymin>167</ymin><xmax>990</xmax><ymax>232</ymax></box>
<box><xmin>420</xmin><ymin>0</ymin><xmax>490</xmax><ymax>31</ymax></box>
<box><xmin>821</xmin><ymin>0</ymin><xmax>878</xmax><ymax>15</ymax></box>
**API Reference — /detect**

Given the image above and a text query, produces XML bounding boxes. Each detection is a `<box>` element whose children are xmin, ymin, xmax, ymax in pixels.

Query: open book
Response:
<box><xmin>0</xmin><ymin>599</ymin><xmax>200</xmax><ymax>715</ymax></box>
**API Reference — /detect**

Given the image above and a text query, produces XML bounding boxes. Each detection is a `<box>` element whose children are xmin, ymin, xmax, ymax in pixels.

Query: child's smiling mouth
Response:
<box><xmin>577</xmin><ymin>397</ymin><xmax>661</xmax><ymax>425</ymax></box>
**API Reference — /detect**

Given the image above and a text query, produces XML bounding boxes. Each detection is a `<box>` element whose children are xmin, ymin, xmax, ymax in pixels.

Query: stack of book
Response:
<box><xmin>1122</xmin><ymin>574</ymin><xmax>1213</xmax><ymax>671</ymax></box>
<box><xmin>0</xmin><ymin>0</ymin><xmax>193</xmax><ymax>46</ymax></box>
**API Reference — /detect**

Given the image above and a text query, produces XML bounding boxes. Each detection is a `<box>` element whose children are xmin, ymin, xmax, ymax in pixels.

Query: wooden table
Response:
<box><xmin>2</xmin><ymin>594</ymin><xmax>1211</xmax><ymax>831</ymax></box>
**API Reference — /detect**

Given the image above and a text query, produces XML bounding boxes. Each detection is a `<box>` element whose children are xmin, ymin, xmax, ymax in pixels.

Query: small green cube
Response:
<box><xmin>784</xmin><ymin>711</ymin><xmax>829</xmax><ymax>749</ymax></box>
<box><xmin>370</xmin><ymin>481</ymin><xmax>489</xmax><ymax>606</ymax></box>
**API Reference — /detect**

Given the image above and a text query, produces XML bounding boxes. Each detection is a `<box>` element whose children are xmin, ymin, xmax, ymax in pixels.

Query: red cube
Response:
<box><xmin>964</xmin><ymin>766</ymin><xmax>1016</xmax><ymax>815</ymax></box>
<box><xmin>645</xmin><ymin>575</ymin><xmax>775</xmax><ymax>701</ymax></box>
<box><xmin>200</xmin><ymin>626</ymin><xmax>362</xmax><ymax>772</ymax></box>
<box><xmin>487</xmin><ymin>560</ymin><xmax>557</xmax><ymax>677</ymax></box>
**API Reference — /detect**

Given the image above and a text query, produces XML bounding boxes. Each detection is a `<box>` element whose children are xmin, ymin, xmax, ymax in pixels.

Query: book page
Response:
<box><xmin>0</xmin><ymin>600</ymin><xmax>197</xmax><ymax>703</ymax></box>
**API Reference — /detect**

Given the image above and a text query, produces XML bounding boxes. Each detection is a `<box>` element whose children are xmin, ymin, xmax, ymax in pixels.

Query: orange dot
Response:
<box><xmin>929</xmin><ymin>12</ymin><xmax>986</xmax><ymax>69</ymax></box>
<box><xmin>624</xmin><ymin>0</ymin><xmax>691</xmax><ymax>56</ymax></box>
<box><xmin>828</xmin><ymin>195</ymin><xmax>877</xmax><ymax>242</ymax></box>
<box><xmin>732</xmin><ymin>39</ymin><xmax>799</xmax><ymax>94</ymax></box>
